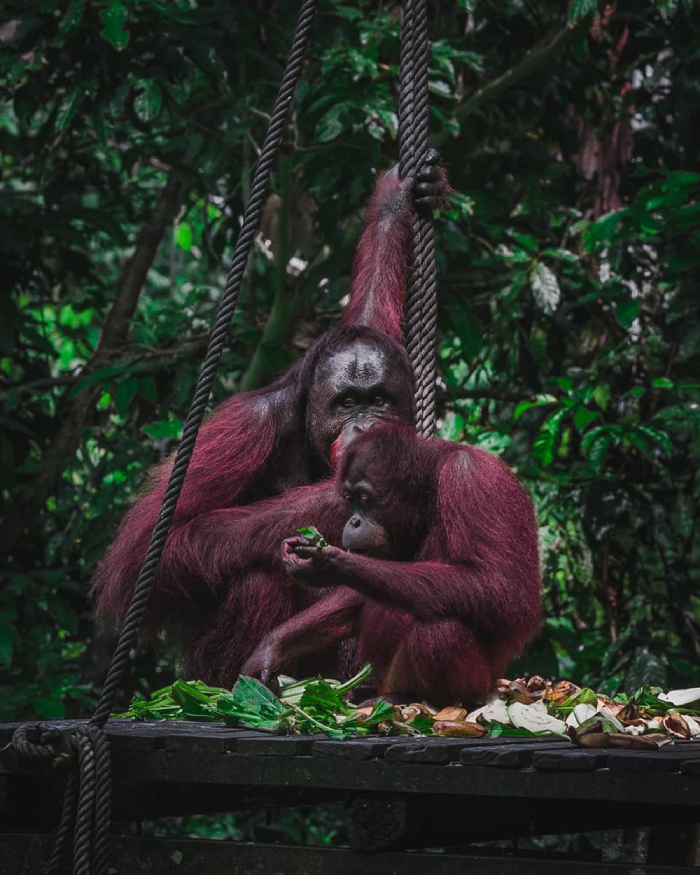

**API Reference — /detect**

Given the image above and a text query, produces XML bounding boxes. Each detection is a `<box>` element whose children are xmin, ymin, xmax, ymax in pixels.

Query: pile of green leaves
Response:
<box><xmin>116</xmin><ymin>664</ymin><xmax>399</xmax><ymax>740</ymax></box>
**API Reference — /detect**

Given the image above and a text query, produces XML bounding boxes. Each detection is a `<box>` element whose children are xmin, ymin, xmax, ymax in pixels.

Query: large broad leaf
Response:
<box><xmin>635</xmin><ymin>424</ymin><xmax>672</xmax><ymax>455</ymax></box>
<box><xmin>582</xmin><ymin>426</ymin><xmax>618</xmax><ymax>473</ymax></box>
<box><xmin>529</xmin><ymin>262</ymin><xmax>561</xmax><ymax>314</ymax></box>
<box><xmin>232</xmin><ymin>675</ymin><xmax>285</xmax><ymax>718</ymax></box>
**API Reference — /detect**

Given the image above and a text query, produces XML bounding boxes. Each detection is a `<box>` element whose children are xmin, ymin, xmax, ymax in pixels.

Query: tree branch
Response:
<box><xmin>1</xmin><ymin>334</ymin><xmax>210</xmax><ymax>401</ymax></box>
<box><xmin>0</xmin><ymin>174</ymin><xmax>185</xmax><ymax>560</ymax></box>
<box><xmin>433</xmin><ymin>18</ymin><xmax>589</xmax><ymax>148</ymax></box>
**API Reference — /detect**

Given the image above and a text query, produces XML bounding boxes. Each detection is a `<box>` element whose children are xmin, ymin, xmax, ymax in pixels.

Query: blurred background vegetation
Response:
<box><xmin>1</xmin><ymin>0</ymin><xmax>699</xmax><ymax>726</ymax></box>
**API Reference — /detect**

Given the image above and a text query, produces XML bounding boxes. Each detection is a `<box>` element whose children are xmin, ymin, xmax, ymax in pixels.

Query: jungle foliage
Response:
<box><xmin>1</xmin><ymin>0</ymin><xmax>699</xmax><ymax>722</ymax></box>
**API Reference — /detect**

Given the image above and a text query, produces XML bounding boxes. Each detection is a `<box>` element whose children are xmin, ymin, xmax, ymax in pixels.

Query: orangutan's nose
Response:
<box><xmin>340</xmin><ymin>422</ymin><xmax>367</xmax><ymax>447</ymax></box>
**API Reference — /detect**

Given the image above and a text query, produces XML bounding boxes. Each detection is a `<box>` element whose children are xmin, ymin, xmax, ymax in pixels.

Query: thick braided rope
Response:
<box><xmin>91</xmin><ymin>0</ymin><xmax>317</xmax><ymax>729</ymax></box>
<box><xmin>399</xmin><ymin>0</ymin><xmax>438</xmax><ymax>435</ymax></box>
<box><xmin>92</xmin><ymin>728</ymin><xmax>112</xmax><ymax>875</ymax></box>
<box><xmin>398</xmin><ymin>0</ymin><xmax>417</xmax><ymax>180</ymax></box>
<box><xmin>398</xmin><ymin>0</ymin><xmax>421</xmax><ymax>377</ymax></box>
<box><xmin>42</xmin><ymin>4</ymin><xmax>317</xmax><ymax>874</ymax></box>
<box><xmin>72</xmin><ymin>732</ymin><xmax>96</xmax><ymax>875</ymax></box>
<box><xmin>44</xmin><ymin>725</ymin><xmax>109</xmax><ymax>875</ymax></box>
<box><xmin>47</xmin><ymin>768</ymin><xmax>78</xmax><ymax>875</ymax></box>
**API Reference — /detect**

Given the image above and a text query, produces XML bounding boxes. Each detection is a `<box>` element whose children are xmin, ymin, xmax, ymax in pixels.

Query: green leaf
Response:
<box><xmin>296</xmin><ymin>527</ymin><xmax>328</xmax><ymax>549</ymax></box>
<box><xmin>583</xmin><ymin>210</ymin><xmax>627</xmax><ymax>252</ymax></box>
<box><xmin>533</xmin><ymin>429</ymin><xmax>555</xmax><ymax>467</ymax></box>
<box><xmin>447</xmin><ymin>300</ymin><xmax>482</xmax><ymax>360</ymax></box>
<box><xmin>232</xmin><ymin>675</ymin><xmax>285</xmax><ymax>718</ymax></box>
<box><xmin>316</xmin><ymin>103</ymin><xmax>352</xmax><ymax>143</ymax></box>
<box><xmin>69</xmin><ymin>365</ymin><xmax>125</xmax><ymax>397</ymax></box>
<box><xmin>569</xmin><ymin>0</ymin><xmax>597</xmax><ymax>22</ymax></box>
<box><xmin>652</xmin><ymin>377</ymin><xmax>674</xmax><ymax>390</ymax></box>
<box><xmin>593</xmin><ymin>382</ymin><xmax>611</xmax><ymax>410</ymax></box>
<box><xmin>615</xmin><ymin>299</ymin><xmax>640</xmax><ymax>327</ymax></box>
<box><xmin>58</xmin><ymin>0</ymin><xmax>85</xmax><ymax>41</ymax></box>
<box><xmin>529</xmin><ymin>262</ymin><xmax>561</xmax><ymax>314</ymax></box>
<box><xmin>0</xmin><ymin>621</ymin><xmax>18</xmax><ymax>666</ymax></box>
<box><xmin>100</xmin><ymin>2</ymin><xmax>129</xmax><ymax>51</ymax></box>
<box><xmin>115</xmin><ymin>377</ymin><xmax>139</xmax><ymax>416</ymax></box>
<box><xmin>544</xmin><ymin>407</ymin><xmax>568</xmax><ymax>438</ymax></box>
<box><xmin>573</xmin><ymin>406</ymin><xmax>598</xmax><ymax>433</ymax></box>
<box><xmin>582</xmin><ymin>426</ymin><xmax>615</xmax><ymax>473</ymax></box>
<box><xmin>665</xmin><ymin>171</ymin><xmax>700</xmax><ymax>188</ymax></box>
<box><xmin>142</xmin><ymin>419</ymin><xmax>183</xmax><ymax>440</ymax></box>
<box><xmin>635</xmin><ymin>425</ymin><xmax>672</xmax><ymax>455</ymax></box>
<box><xmin>514</xmin><ymin>396</ymin><xmax>556</xmax><ymax>420</ymax></box>
<box><xmin>134</xmin><ymin>79</ymin><xmax>162</xmax><ymax>123</ymax></box>
<box><xmin>175</xmin><ymin>223</ymin><xmax>192</xmax><ymax>251</ymax></box>
<box><xmin>56</xmin><ymin>88</ymin><xmax>84</xmax><ymax>131</ymax></box>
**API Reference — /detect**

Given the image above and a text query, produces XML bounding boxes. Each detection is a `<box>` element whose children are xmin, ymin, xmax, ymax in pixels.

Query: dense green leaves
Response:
<box><xmin>1</xmin><ymin>0</ymin><xmax>699</xmax><ymax>724</ymax></box>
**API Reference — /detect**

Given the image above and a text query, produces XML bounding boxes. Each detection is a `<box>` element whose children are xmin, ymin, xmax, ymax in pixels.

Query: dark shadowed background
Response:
<box><xmin>1</xmin><ymin>0</ymin><xmax>698</xmax><ymax>731</ymax></box>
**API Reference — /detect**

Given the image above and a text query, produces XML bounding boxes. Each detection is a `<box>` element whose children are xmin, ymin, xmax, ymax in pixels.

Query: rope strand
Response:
<box><xmin>399</xmin><ymin>0</ymin><xmax>438</xmax><ymax>434</ymax></box>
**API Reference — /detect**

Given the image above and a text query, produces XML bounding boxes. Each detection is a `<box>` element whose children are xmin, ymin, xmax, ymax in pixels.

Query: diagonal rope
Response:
<box><xmin>26</xmin><ymin>3</ymin><xmax>319</xmax><ymax>874</ymax></box>
<box><xmin>91</xmin><ymin>0</ymin><xmax>317</xmax><ymax>732</ymax></box>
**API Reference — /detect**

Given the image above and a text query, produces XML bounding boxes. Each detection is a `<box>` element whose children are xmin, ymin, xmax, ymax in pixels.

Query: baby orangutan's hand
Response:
<box><xmin>282</xmin><ymin>536</ymin><xmax>343</xmax><ymax>587</ymax></box>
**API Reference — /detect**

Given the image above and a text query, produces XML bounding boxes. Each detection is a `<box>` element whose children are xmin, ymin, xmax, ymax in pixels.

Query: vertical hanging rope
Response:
<box><xmin>399</xmin><ymin>0</ymin><xmax>438</xmax><ymax>436</ymax></box>
<box><xmin>38</xmin><ymin>3</ymin><xmax>319</xmax><ymax>873</ymax></box>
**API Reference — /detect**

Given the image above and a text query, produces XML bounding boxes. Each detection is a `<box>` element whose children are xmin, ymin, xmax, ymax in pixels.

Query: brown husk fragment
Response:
<box><xmin>596</xmin><ymin>695</ymin><xmax>621</xmax><ymax>716</ymax></box>
<box><xmin>352</xmin><ymin>706</ymin><xmax>374</xmax><ymax>722</ymax></box>
<box><xmin>662</xmin><ymin>711</ymin><xmax>691</xmax><ymax>739</ymax></box>
<box><xmin>616</xmin><ymin>702</ymin><xmax>639</xmax><ymax>723</ymax></box>
<box><xmin>434</xmin><ymin>720</ymin><xmax>487</xmax><ymax>738</ymax></box>
<box><xmin>567</xmin><ymin>721</ymin><xmax>610</xmax><ymax>748</ymax></box>
<box><xmin>547</xmin><ymin>680</ymin><xmax>581</xmax><ymax>706</ymax></box>
<box><xmin>393</xmin><ymin>705</ymin><xmax>422</xmax><ymax>724</ymax></box>
<box><xmin>508</xmin><ymin>680</ymin><xmax>535</xmax><ymax>705</ymax></box>
<box><xmin>526</xmin><ymin>675</ymin><xmax>550</xmax><ymax>700</ymax></box>
<box><xmin>433</xmin><ymin>706</ymin><xmax>468</xmax><ymax>722</ymax></box>
<box><xmin>607</xmin><ymin>733</ymin><xmax>672</xmax><ymax>750</ymax></box>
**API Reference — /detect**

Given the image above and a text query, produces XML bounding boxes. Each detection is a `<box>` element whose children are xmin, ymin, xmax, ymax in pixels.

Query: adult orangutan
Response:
<box><xmin>91</xmin><ymin>152</ymin><xmax>447</xmax><ymax>672</ymax></box>
<box><xmin>239</xmin><ymin>422</ymin><xmax>541</xmax><ymax>706</ymax></box>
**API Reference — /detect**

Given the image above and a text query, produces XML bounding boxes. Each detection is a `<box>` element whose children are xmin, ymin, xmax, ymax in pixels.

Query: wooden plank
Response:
<box><xmin>312</xmin><ymin>738</ymin><xmax>402</xmax><ymax>760</ymax></box>
<box><xmin>234</xmin><ymin>736</ymin><xmax>316</xmax><ymax>756</ymax></box>
<box><xmin>2</xmin><ymin>834</ymin><xmax>697</xmax><ymax>875</ymax></box>
<box><xmin>105</xmin><ymin>749</ymin><xmax>700</xmax><ymax>807</ymax></box>
<box><xmin>460</xmin><ymin>741</ymin><xmax>570</xmax><ymax>768</ymax></box>
<box><xmin>532</xmin><ymin>749</ymin><xmax>609</xmax><ymax>771</ymax></box>
<box><xmin>608</xmin><ymin>745</ymin><xmax>700</xmax><ymax>774</ymax></box>
<box><xmin>384</xmin><ymin>739</ymin><xmax>467</xmax><ymax>764</ymax></box>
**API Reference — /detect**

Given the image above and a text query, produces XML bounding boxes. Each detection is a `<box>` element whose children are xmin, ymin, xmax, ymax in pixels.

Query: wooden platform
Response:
<box><xmin>2</xmin><ymin>719</ymin><xmax>700</xmax><ymax>872</ymax></box>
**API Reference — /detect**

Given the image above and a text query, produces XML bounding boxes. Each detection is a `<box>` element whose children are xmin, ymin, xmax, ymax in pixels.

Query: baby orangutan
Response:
<box><xmin>242</xmin><ymin>422</ymin><xmax>541</xmax><ymax>707</ymax></box>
